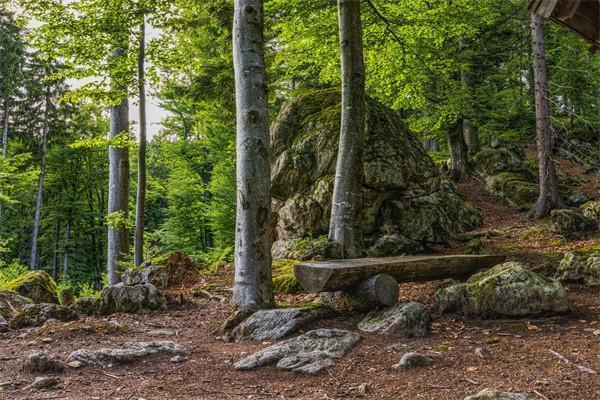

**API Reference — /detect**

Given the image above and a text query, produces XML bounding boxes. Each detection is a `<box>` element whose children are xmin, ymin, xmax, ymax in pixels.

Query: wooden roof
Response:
<box><xmin>529</xmin><ymin>0</ymin><xmax>600</xmax><ymax>51</ymax></box>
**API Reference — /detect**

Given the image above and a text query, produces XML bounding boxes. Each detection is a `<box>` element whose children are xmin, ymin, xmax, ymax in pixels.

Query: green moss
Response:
<box><xmin>498</xmin><ymin>321</ymin><xmax>528</xmax><ymax>332</ymax></box>
<box><xmin>484</xmin><ymin>336</ymin><xmax>502</xmax><ymax>344</ymax></box>
<box><xmin>472</xmin><ymin>147</ymin><xmax>523</xmax><ymax>176</ymax></box>
<box><xmin>486</xmin><ymin>172</ymin><xmax>538</xmax><ymax>210</ymax></box>
<box><xmin>272</xmin><ymin>259</ymin><xmax>303</xmax><ymax>294</ymax></box>
<box><xmin>428</xmin><ymin>151</ymin><xmax>450</xmax><ymax>166</ymax></box>
<box><xmin>1</xmin><ymin>271</ymin><xmax>59</xmax><ymax>303</ymax></box>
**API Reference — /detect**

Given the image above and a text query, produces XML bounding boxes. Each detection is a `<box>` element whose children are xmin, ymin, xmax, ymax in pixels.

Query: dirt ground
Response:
<box><xmin>1</xmin><ymin>173</ymin><xmax>599</xmax><ymax>400</ymax></box>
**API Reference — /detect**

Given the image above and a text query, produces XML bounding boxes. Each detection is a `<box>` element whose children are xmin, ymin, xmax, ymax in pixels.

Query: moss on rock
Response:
<box><xmin>98</xmin><ymin>283</ymin><xmax>166</xmax><ymax>315</ymax></box>
<box><xmin>472</xmin><ymin>147</ymin><xmax>524</xmax><ymax>176</ymax></box>
<box><xmin>10</xmin><ymin>303</ymin><xmax>78</xmax><ymax>329</ymax></box>
<box><xmin>2</xmin><ymin>271</ymin><xmax>59</xmax><ymax>304</ymax></box>
<box><xmin>272</xmin><ymin>259</ymin><xmax>303</xmax><ymax>294</ymax></box>
<box><xmin>485</xmin><ymin>172</ymin><xmax>539</xmax><ymax>210</ymax></box>
<box><xmin>0</xmin><ymin>290</ymin><xmax>33</xmax><ymax>319</ymax></box>
<box><xmin>556</xmin><ymin>251</ymin><xmax>600</xmax><ymax>286</ymax></box>
<box><xmin>551</xmin><ymin>209</ymin><xmax>597</xmax><ymax>239</ymax></box>
<box><xmin>434</xmin><ymin>262</ymin><xmax>569</xmax><ymax>318</ymax></box>
<box><xmin>581</xmin><ymin>200</ymin><xmax>600</xmax><ymax>225</ymax></box>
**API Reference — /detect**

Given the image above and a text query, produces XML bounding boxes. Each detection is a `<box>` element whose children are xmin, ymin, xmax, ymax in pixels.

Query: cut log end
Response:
<box><xmin>320</xmin><ymin>273</ymin><xmax>399</xmax><ymax>314</ymax></box>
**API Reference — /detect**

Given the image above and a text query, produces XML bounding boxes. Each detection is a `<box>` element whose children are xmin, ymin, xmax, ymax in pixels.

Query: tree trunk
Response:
<box><xmin>320</xmin><ymin>274</ymin><xmax>399</xmax><ymax>314</ymax></box>
<box><xmin>30</xmin><ymin>95</ymin><xmax>50</xmax><ymax>270</ymax></box>
<box><xmin>461</xmin><ymin>69</ymin><xmax>479</xmax><ymax>156</ymax></box>
<box><xmin>134</xmin><ymin>19</ymin><xmax>147</xmax><ymax>268</ymax></box>
<box><xmin>1</xmin><ymin>98</ymin><xmax>8</xmax><ymax>157</ymax></box>
<box><xmin>329</xmin><ymin>0</ymin><xmax>366</xmax><ymax>259</ymax></box>
<box><xmin>421</xmin><ymin>138</ymin><xmax>439</xmax><ymax>152</ymax></box>
<box><xmin>447</xmin><ymin>120</ymin><xmax>469</xmax><ymax>181</ymax></box>
<box><xmin>107</xmin><ymin>47</ymin><xmax>130</xmax><ymax>285</ymax></box>
<box><xmin>52</xmin><ymin>219</ymin><xmax>60</xmax><ymax>279</ymax></box>
<box><xmin>62</xmin><ymin>220</ymin><xmax>70</xmax><ymax>278</ymax></box>
<box><xmin>529</xmin><ymin>13</ymin><xmax>563</xmax><ymax>218</ymax></box>
<box><xmin>232</xmin><ymin>0</ymin><xmax>274</xmax><ymax>310</ymax></box>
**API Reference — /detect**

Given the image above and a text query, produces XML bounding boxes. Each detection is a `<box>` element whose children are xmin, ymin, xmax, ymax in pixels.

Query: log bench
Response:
<box><xmin>293</xmin><ymin>254</ymin><xmax>506</xmax><ymax>313</ymax></box>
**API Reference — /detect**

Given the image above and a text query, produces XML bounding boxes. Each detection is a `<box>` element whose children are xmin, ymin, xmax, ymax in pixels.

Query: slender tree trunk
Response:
<box><xmin>447</xmin><ymin>119</ymin><xmax>469</xmax><ymax>181</ymax></box>
<box><xmin>30</xmin><ymin>96</ymin><xmax>50</xmax><ymax>270</ymax></box>
<box><xmin>62</xmin><ymin>220</ymin><xmax>70</xmax><ymax>278</ymax></box>
<box><xmin>422</xmin><ymin>138</ymin><xmax>439</xmax><ymax>152</ymax></box>
<box><xmin>329</xmin><ymin>0</ymin><xmax>366</xmax><ymax>259</ymax></box>
<box><xmin>107</xmin><ymin>47</ymin><xmax>130</xmax><ymax>285</ymax></box>
<box><xmin>134</xmin><ymin>19</ymin><xmax>147</xmax><ymax>268</ymax></box>
<box><xmin>529</xmin><ymin>13</ymin><xmax>563</xmax><ymax>218</ymax></box>
<box><xmin>232</xmin><ymin>0</ymin><xmax>274</xmax><ymax>310</ymax></box>
<box><xmin>52</xmin><ymin>219</ymin><xmax>60</xmax><ymax>279</ymax></box>
<box><xmin>1</xmin><ymin>98</ymin><xmax>8</xmax><ymax>157</ymax></box>
<box><xmin>460</xmin><ymin>69</ymin><xmax>479</xmax><ymax>156</ymax></box>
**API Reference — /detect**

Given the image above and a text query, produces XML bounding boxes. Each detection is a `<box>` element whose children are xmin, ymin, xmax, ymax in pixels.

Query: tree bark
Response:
<box><xmin>529</xmin><ymin>13</ymin><xmax>563</xmax><ymax>218</ymax></box>
<box><xmin>320</xmin><ymin>274</ymin><xmax>399</xmax><ymax>314</ymax></box>
<box><xmin>460</xmin><ymin>69</ymin><xmax>479</xmax><ymax>156</ymax></box>
<box><xmin>52</xmin><ymin>218</ymin><xmax>60</xmax><ymax>279</ymax></box>
<box><xmin>62</xmin><ymin>220</ymin><xmax>70</xmax><ymax>278</ymax></box>
<box><xmin>30</xmin><ymin>95</ymin><xmax>50</xmax><ymax>270</ymax></box>
<box><xmin>232</xmin><ymin>0</ymin><xmax>274</xmax><ymax>310</ymax></box>
<box><xmin>329</xmin><ymin>0</ymin><xmax>366</xmax><ymax>259</ymax></box>
<box><xmin>107</xmin><ymin>46</ymin><xmax>130</xmax><ymax>285</ymax></box>
<box><xmin>447</xmin><ymin>120</ymin><xmax>469</xmax><ymax>181</ymax></box>
<box><xmin>1</xmin><ymin>98</ymin><xmax>8</xmax><ymax>157</ymax></box>
<box><xmin>134</xmin><ymin>19</ymin><xmax>147</xmax><ymax>268</ymax></box>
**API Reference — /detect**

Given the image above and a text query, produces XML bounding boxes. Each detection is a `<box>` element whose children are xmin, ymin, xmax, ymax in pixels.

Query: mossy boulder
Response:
<box><xmin>272</xmin><ymin>259</ymin><xmax>303</xmax><ymax>294</ymax></box>
<box><xmin>0</xmin><ymin>290</ymin><xmax>33</xmax><ymax>319</ymax></box>
<box><xmin>271</xmin><ymin>90</ymin><xmax>482</xmax><ymax>258</ymax></box>
<box><xmin>58</xmin><ymin>288</ymin><xmax>76</xmax><ymax>307</ymax></box>
<box><xmin>581</xmin><ymin>200</ymin><xmax>600</xmax><ymax>225</ymax></box>
<box><xmin>472</xmin><ymin>147</ymin><xmax>524</xmax><ymax>176</ymax></box>
<box><xmin>98</xmin><ymin>283</ymin><xmax>166</xmax><ymax>315</ymax></box>
<box><xmin>485</xmin><ymin>172</ymin><xmax>539</xmax><ymax>210</ymax></box>
<box><xmin>357</xmin><ymin>302</ymin><xmax>431</xmax><ymax>337</ymax></box>
<box><xmin>434</xmin><ymin>262</ymin><xmax>569</xmax><ymax>318</ymax></box>
<box><xmin>556</xmin><ymin>252</ymin><xmax>600</xmax><ymax>286</ymax></box>
<box><xmin>69</xmin><ymin>296</ymin><xmax>101</xmax><ymax>315</ymax></box>
<box><xmin>10</xmin><ymin>303</ymin><xmax>78</xmax><ymax>329</ymax></box>
<box><xmin>551</xmin><ymin>209</ymin><xmax>597</xmax><ymax>239</ymax></box>
<box><xmin>122</xmin><ymin>264</ymin><xmax>170</xmax><ymax>289</ymax></box>
<box><xmin>2</xmin><ymin>271</ymin><xmax>59</xmax><ymax>304</ymax></box>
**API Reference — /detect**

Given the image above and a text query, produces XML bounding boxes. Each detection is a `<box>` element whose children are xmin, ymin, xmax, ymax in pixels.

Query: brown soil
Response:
<box><xmin>1</xmin><ymin>174</ymin><xmax>599</xmax><ymax>399</ymax></box>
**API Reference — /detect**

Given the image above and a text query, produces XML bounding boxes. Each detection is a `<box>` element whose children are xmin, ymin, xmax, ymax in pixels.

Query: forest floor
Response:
<box><xmin>1</xmin><ymin>160</ymin><xmax>599</xmax><ymax>400</ymax></box>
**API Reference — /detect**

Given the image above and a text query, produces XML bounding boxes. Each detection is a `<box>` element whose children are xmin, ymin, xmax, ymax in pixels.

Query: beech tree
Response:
<box><xmin>232</xmin><ymin>0</ymin><xmax>274</xmax><ymax>309</ymax></box>
<box><xmin>328</xmin><ymin>0</ymin><xmax>366</xmax><ymax>259</ymax></box>
<box><xmin>134</xmin><ymin>16</ymin><xmax>147</xmax><ymax>268</ymax></box>
<box><xmin>529</xmin><ymin>13</ymin><xmax>563</xmax><ymax>218</ymax></box>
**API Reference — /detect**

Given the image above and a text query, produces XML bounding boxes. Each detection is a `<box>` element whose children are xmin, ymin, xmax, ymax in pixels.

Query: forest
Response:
<box><xmin>0</xmin><ymin>0</ymin><xmax>599</xmax><ymax>399</ymax></box>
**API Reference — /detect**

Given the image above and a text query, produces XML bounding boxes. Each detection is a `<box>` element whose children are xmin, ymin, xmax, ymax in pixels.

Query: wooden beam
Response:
<box><xmin>293</xmin><ymin>254</ymin><xmax>506</xmax><ymax>293</ymax></box>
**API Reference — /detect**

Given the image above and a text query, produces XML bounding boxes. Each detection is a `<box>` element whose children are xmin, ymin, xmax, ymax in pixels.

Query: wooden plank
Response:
<box><xmin>293</xmin><ymin>254</ymin><xmax>507</xmax><ymax>293</ymax></box>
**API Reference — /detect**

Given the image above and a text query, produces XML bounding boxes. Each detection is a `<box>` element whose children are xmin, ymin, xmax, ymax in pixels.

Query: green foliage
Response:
<box><xmin>0</xmin><ymin>261</ymin><xmax>28</xmax><ymax>286</ymax></box>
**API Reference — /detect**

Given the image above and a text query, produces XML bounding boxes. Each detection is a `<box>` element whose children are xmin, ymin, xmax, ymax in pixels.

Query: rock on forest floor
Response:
<box><xmin>0</xmin><ymin>176</ymin><xmax>599</xmax><ymax>399</ymax></box>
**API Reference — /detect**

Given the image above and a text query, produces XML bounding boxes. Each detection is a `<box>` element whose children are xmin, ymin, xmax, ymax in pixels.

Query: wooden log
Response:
<box><xmin>294</xmin><ymin>254</ymin><xmax>506</xmax><ymax>293</ymax></box>
<box><xmin>320</xmin><ymin>273</ymin><xmax>399</xmax><ymax>314</ymax></box>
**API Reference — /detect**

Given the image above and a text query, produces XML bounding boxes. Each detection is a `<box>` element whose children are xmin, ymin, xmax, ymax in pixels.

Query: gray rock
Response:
<box><xmin>567</xmin><ymin>193</ymin><xmax>590</xmax><ymax>207</ymax></box>
<box><xmin>24</xmin><ymin>376</ymin><xmax>59</xmax><ymax>391</ymax></box>
<box><xmin>581</xmin><ymin>200</ymin><xmax>600</xmax><ymax>224</ymax></box>
<box><xmin>10</xmin><ymin>303</ymin><xmax>78</xmax><ymax>329</ymax></box>
<box><xmin>0</xmin><ymin>290</ymin><xmax>33</xmax><ymax>319</ymax></box>
<box><xmin>0</xmin><ymin>315</ymin><xmax>8</xmax><ymax>332</ymax></box>
<box><xmin>170</xmin><ymin>355</ymin><xmax>186</xmax><ymax>363</ymax></box>
<box><xmin>69</xmin><ymin>297</ymin><xmax>101</xmax><ymax>316</ymax></box>
<box><xmin>464</xmin><ymin>388</ymin><xmax>531</xmax><ymax>400</ymax></box>
<box><xmin>358</xmin><ymin>302</ymin><xmax>431</xmax><ymax>337</ymax></box>
<box><xmin>434</xmin><ymin>262</ymin><xmax>569</xmax><ymax>318</ymax></box>
<box><xmin>98</xmin><ymin>283</ymin><xmax>166</xmax><ymax>315</ymax></box>
<box><xmin>392</xmin><ymin>352</ymin><xmax>434</xmax><ymax>369</ymax></box>
<box><xmin>122</xmin><ymin>264</ymin><xmax>169</xmax><ymax>289</ymax></box>
<box><xmin>270</xmin><ymin>91</ymin><xmax>482</xmax><ymax>259</ymax></box>
<box><xmin>147</xmin><ymin>329</ymin><xmax>176</xmax><ymax>338</ymax></box>
<box><xmin>67</xmin><ymin>341</ymin><xmax>188</xmax><ymax>367</ymax></box>
<box><xmin>230</xmin><ymin>307</ymin><xmax>331</xmax><ymax>341</ymax></box>
<box><xmin>551</xmin><ymin>209</ymin><xmax>597</xmax><ymax>239</ymax></box>
<box><xmin>556</xmin><ymin>251</ymin><xmax>600</xmax><ymax>286</ymax></box>
<box><xmin>22</xmin><ymin>351</ymin><xmax>65</xmax><ymax>373</ymax></box>
<box><xmin>234</xmin><ymin>329</ymin><xmax>361</xmax><ymax>374</ymax></box>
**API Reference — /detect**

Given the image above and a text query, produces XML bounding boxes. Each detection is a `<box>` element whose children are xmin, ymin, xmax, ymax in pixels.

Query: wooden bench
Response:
<box><xmin>293</xmin><ymin>254</ymin><xmax>506</xmax><ymax>313</ymax></box>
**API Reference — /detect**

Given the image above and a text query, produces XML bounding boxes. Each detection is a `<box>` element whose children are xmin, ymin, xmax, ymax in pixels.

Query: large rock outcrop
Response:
<box><xmin>270</xmin><ymin>90</ymin><xmax>482</xmax><ymax>258</ymax></box>
<box><xmin>556</xmin><ymin>252</ymin><xmax>600</xmax><ymax>286</ymax></box>
<box><xmin>2</xmin><ymin>271</ymin><xmax>59</xmax><ymax>304</ymax></box>
<box><xmin>434</xmin><ymin>262</ymin><xmax>569</xmax><ymax>318</ymax></box>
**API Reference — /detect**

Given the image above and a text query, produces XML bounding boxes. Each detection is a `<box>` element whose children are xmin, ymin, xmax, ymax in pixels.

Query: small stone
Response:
<box><xmin>474</xmin><ymin>347</ymin><xmax>487</xmax><ymax>359</ymax></box>
<box><xmin>392</xmin><ymin>352</ymin><xmax>434</xmax><ymax>369</ymax></box>
<box><xmin>358</xmin><ymin>302</ymin><xmax>431</xmax><ymax>337</ymax></box>
<box><xmin>386</xmin><ymin>343</ymin><xmax>410</xmax><ymax>352</ymax></box>
<box><xmin>41</xmin><ymin>337</ymin><xmax>53</xmax><ymax>343</ymax></box>
<box><xmin>67</xmin><ymin>341</ymin><xmax>188</xmax><ymax>367</ymax></box>
<box><xmin>22</xmin><ymin>351</ymin><xmax>65</xmax><ymax>373</ymax></box>
<box><xmin>463</xmin><ymin>388</ymin><xmax>531</xmax><ymax>400</ymax></box>
<box><xmin>170</xmin><ymin>355</ymin><xmax>186</xmax><ymax>363</ymax></box>
<box><xmin>190</xmin><ymin>288</ymin><xmax>212</xmax><ymax>299</ymax></box>
<box><xmin>147</xmin><ymin>329</ymin><xmax>176</xmax><ymax>338</ymax></box>
<box><xmin>24</xmin><ymin>376</ymin><xmax>59</xmax><ymax>391</ymax></box>
<box><xmin>68</xmin><ymin>361</ymin><xmax>83</xmax><ymax>368</ymax></box>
